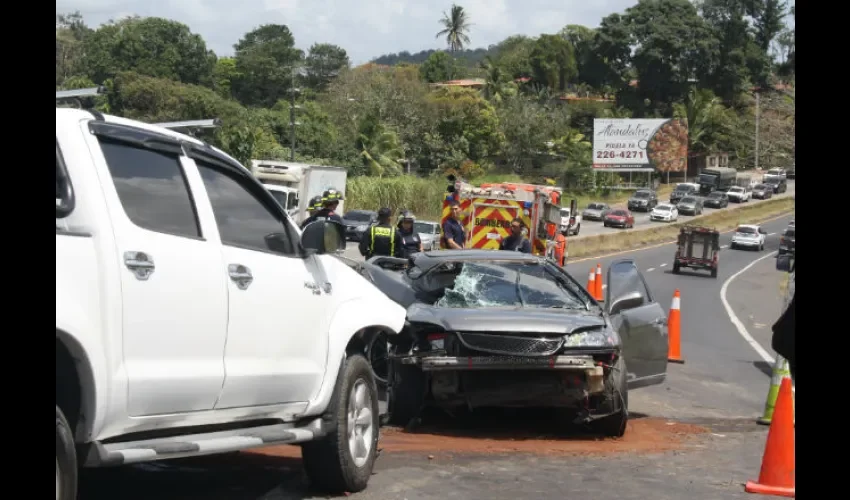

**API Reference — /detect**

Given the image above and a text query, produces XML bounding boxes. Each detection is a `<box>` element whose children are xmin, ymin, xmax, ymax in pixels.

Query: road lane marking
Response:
<box><xmin>768</xmin><ymin>232</ymin><xmax>776</xmax><ymax>236</ymax></box>
<box><xmin>569</xmin><ymin>211</ymin><xmax>793</xmax><ymax>263</ymax></box>
<box><xmin>719</xmin><ymin>251</ymin><xmax>778</xmax><ymax>364</ymax></box>
<box><xmin>660</xmin><ymin>263</ymin><xmax>667</xmax><ymax>267</ymax></box>
<box><xmin>721</xmin><ymin>245</ymin><xmax>728</xmax><ymax>249</ymax></box>
<box><xmin>646</xmin><ymin>267</ymin><xmax>656</xmax><ymax>272</ymax></box>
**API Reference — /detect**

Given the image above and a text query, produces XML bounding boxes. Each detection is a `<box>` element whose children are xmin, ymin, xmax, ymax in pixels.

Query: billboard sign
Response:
<box><xmin>593</xmin><ymin>118</ymin><xmax>688</xmax><ymax>172</ymax></box>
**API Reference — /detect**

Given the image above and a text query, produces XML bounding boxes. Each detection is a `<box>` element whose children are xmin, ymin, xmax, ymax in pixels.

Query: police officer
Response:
<box><xmin>397</xmin><ymin>210</ymin><xmax>424</xmax><ymax>258</ymax></box>
<box><xmin>359</xmin><ymin>207</ymin><xmax>404</xmax><ymax>259</ymax></box>
<box><xmin>301</xmin><ymin>188</ymin><xmax>345</xmax><ymax>229</ymax></box>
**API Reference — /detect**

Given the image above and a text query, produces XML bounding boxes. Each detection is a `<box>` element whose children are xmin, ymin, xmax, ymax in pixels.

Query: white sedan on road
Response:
<box><xmin>730</xmin><ymin>224</ymin><xmax>766</xmax><ymax>251</ymax></box>
<box><xmin>650</xmin><ymin>203</ymin><xmax>679</xmax><ymax>222</ymax></box>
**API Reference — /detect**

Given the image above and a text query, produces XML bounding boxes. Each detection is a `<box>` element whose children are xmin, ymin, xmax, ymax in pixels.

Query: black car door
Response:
<box><xmin>605</xmin><ymin>259</ymin><xmax>668</xmax><ymax>389</ymax></box>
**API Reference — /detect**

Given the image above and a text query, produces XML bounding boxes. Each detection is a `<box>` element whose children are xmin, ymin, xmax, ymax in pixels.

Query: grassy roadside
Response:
<box><xmin>568</xmin><ymin>197</ymin><xmax>795</xmax><ymax>260</ymax></box>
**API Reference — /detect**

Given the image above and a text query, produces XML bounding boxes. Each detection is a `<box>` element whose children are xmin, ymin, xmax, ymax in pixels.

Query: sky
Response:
<box><xmin>55</xmin><ymin>0</ymin><xmax>638</xmax><ymax>64</ymax></box>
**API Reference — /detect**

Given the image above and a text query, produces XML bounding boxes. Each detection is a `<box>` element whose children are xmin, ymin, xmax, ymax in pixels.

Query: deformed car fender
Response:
<box><xmin>303</xmin><ymin>297</ymin><xmax>406</xmax><ymax>415</ymax></box>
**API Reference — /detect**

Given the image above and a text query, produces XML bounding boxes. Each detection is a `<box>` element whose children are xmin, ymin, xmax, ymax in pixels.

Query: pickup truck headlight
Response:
<box><xmin>564</xmin><ymin>331</ymin><xmax>618</xmax><ymax>348</ymax></box>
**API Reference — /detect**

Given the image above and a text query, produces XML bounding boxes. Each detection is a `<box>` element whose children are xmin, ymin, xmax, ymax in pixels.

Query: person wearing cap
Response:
<box><xmin>301</xmin><ymin>188</ymin><xmax>345</xmax><ymax>229</ymax></box>
<box><xmin>397</xmin><ymin>210</ymin><xmax>424</xmax><ymax>258</ymax></box>
<box><xmin>359</xmin><ymin>207</ymin><xmax>404</xmax><ymax>259</ymax></box>
<box><xmin>499</xmin><ymin>217</ymin><xmax>531</xmax><ymax>253</ymax></box>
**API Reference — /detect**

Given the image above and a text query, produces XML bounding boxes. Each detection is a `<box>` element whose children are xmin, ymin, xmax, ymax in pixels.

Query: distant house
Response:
<box><xmin>430</xmin><ymin>78</ymin><xmax>486</xmax><ymax>89</ymax></box>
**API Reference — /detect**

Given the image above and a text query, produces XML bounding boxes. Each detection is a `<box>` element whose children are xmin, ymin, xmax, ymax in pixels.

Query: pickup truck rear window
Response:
<box><xmin>100</xmin><ymin>139</ymin><xmax>201</xmax><ymax>239</ymax></box>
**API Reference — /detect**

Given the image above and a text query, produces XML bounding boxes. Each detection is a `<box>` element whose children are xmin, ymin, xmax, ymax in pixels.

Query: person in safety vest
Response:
<box><xmin>301</xmin><ymin>188</ymin><xmax>344</xmax><ymax>229</ymax></box>
<box><xmin>554</xmin><ymin>229</ymin><xmax>568</xmax><ymax>267</ymax></box>
<box><xmin>359</xmin><ymin>207</ymin><xmax>404</xmax><ymax>259</ymax></box>
<box><xmin>397</xmin><ymin>210</ymin><xmax>424</xmax><ymax>258</ymax></box>
<box><xmin>500</xmin><ymin>217</ymin><xmax>532</xmax><ymax>253</ymax></box>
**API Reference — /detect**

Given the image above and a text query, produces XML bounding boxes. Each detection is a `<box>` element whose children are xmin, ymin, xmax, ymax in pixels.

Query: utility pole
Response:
<box><xmin>289</xmin><ymin>66</ymin><xmax>302</xmax><ymax>161</ymax></box>
<box><xmin>754</xmin><ymin>91</ymin><xmax>760</xmax><ymax>171</ymax></box>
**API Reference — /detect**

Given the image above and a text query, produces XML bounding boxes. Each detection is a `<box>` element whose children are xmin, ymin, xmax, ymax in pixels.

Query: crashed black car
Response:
<box><xmin>360</xmin><ymin>250</ymin><xmax>669</xmax><ymax>437</ymax></box>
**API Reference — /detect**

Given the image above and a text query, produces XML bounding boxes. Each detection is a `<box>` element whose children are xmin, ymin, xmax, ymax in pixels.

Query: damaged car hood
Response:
<box><xmin>406</xmin><ymin>303</ymin><xmax>607</xmax><ymax>335</ymax></box>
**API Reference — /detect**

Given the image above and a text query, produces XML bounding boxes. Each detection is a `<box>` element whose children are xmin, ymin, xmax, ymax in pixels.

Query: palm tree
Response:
<box><xmin>436</xmin><ymin>4</ymin><xmax>471</xmax><ymax>53</ymax></box>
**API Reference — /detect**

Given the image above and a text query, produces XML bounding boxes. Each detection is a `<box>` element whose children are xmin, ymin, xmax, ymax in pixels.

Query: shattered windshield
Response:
<box><xmin>432</xmin><ymin>261</ymin><xmax>589</xmax><ymax>310</ymax></box>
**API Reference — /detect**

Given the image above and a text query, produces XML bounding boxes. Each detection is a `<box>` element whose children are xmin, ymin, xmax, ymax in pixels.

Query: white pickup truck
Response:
<box><xmin>55</xmin><ymin>108</ymin><xmax>406</xmax><ymax>499</ymax></box>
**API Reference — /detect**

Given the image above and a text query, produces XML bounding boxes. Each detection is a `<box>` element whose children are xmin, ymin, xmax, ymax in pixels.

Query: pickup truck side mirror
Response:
<box><xmin>300</xmin><ymin>220</ymin><xmax>346</xmax><ymax>255</ymax></box>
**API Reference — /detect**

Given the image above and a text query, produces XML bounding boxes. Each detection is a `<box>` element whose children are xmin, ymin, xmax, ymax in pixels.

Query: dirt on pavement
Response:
<box><xmin>246</xmin><ymin>415</ymin><xmax>709</xmax><ymax>461</ymax></box>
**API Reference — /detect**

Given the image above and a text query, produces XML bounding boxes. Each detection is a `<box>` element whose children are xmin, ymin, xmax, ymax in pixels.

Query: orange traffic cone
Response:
<box><xmin>745</xmin><ymin>377</ymin><xmax>795</xmax><ymax>497</ymax></box>
<box><xmin>595</xmin><ymin>263</ymin><xmax>603</xmax><ymax>301</ymax></box>
<box><xmin>586</xmin><ymin>268</ymin><xmax>596</xmax><ymax>297</ymax></box>
<box><xmin>667</xmin><ymin>289</ymin><xmax>684</xmax><ymax>363</ymax></box>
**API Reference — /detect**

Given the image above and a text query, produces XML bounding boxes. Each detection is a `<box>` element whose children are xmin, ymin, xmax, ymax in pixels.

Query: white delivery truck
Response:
<box><xmin>250</xmin><ymin>160</ymin><xmax>348</xmax><ymax>224</ymax></box>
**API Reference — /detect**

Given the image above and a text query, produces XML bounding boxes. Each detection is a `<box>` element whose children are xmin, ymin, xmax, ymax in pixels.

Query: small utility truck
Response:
<box><xmin>672</xmin><ymin>225</ymin><xmax>720</xmax><ymax>278</ymax></box>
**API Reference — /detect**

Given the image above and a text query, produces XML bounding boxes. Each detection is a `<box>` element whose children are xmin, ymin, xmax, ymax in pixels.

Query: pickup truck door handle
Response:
<box><xmin>228</xmin><ymin>264</ymin><xmax>253</xmax><ymax>290</ymax></box>
<box><xmin>652</xmin><ymin>317</ymin><xmax>666</xmax><ymax>326</ymax></box>
<box><xmin>124</xmin><ymin>251</ymin><xmax>155</xmax><ymax>281</ymax></box>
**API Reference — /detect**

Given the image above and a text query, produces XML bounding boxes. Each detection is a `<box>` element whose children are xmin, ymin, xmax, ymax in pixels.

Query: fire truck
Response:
<box><xmin>439</xmin><ymin>176</ymin><xmax>576</xmax><ymax>264</ymax></box>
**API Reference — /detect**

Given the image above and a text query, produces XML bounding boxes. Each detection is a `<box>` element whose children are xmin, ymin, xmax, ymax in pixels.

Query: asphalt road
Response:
<box><xmin>569</xmin><ymin>213</ymin><xmax>794</xmax><ymax>420</ymax></box>
<box><xmin>340</xmin><ymin>180</ymin><xmax>795</xmax><ymax>256</ymax></box>
<box><xmin>78</xmin><ymin>213</ymin><xmax>795</xmax><ymax>500</ymax></box>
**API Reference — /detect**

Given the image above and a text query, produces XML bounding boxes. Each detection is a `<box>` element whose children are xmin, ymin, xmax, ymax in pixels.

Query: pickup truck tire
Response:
<box><xmin>56</xmin><ymin>405</ymin><xmax>77</xmax><ymax>500</ymax></box>
<box><xmin>301</xmin><ymin>354</ymin><xmax>379</xmax><ymax>494</ymax></box>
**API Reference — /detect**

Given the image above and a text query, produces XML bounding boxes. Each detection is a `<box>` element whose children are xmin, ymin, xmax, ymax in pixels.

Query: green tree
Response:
<box><xmin>212</xmin><ymin>57</ymin><xmax>239</xmax><ymax>98</ymax></box>
<box><xmin>56</xmin><ymin>12</ymin><xmax>92</xmax><ymax>86</ymax></box>
<box><xmin>419</xmin><ymin>51</ymin><xmax>462</xmax><ymax>83</ymax></box>
<box><xmin>491</xmin><ymin>35</ymin><xmax>535</xmax><ymax>80</ymax></box>
<box><xmin>673</xmin><ymin>89</ymin><xmax>736</xmax><ymax>169</ymax></box>
<box><xmin>304</xmin><ymin>43</ymin><xmax>350</xmax><ymax>91</ymax></box>
<box><xmin>82</xmin><ymin>16</ymin><xmax>216</xmax><ymax>86</ymax></box>
<box><xmin>232</xmin><ymin>24</ymin><xmax>304</xmax><ymax>107</ymax></box>
<box><xmin>436</xmin><ymin>4</ymin><xmax>472</xmax><ymax>53</ymax></box>
<box><xmin>529</xmin><ymin>34</ymin><xmax>576</xmax><ymax>92</ymax></box>
<box><xmin>356</xmin><ymin>112</ymin><xmax>405</xmax><ymax>177</ymax></box>
<box><xmin>427</xmin><ymin>87</ymin><xmax>504</xmax><ymax>164</ymax></box>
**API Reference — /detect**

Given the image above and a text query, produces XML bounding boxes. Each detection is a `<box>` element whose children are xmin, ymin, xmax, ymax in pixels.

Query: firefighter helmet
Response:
<box><xmin>322</xmin><ymin>188</ymin><xmax>344</xmax><ymax>203</ymax></box>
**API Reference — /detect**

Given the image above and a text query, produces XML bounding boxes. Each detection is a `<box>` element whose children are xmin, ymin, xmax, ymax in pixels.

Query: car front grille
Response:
<box><xmin>456</xmin><ymin>332</ymin><xmax>565</xmax><ymax>357</ymax></box>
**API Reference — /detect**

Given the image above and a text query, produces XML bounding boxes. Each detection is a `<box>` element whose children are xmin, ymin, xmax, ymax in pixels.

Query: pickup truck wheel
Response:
<box><xmin>56</xmin><ymin>405</ymin><xmax>77</xmax><ymax>500</ymax></box>
<box><xmin>302</xmin><ymin>355</ymin><xmax>378</xmax><ymax>494</ymax></box>
<box><xmin>591</xmin><ymin>357</ymin><xmax>628</xmax><ymax>438</ymax></box>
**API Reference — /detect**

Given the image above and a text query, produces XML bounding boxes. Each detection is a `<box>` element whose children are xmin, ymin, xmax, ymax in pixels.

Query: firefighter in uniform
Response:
<box><xmin>359</xmin><ymin>207</ymin><xmax>404</xmax><ymax>259</ymax></box>
<box><xmin>397</xmin><ymin>210</ymin><xmax>424</xmax><ymax>258</ymax></box>
<box><xmin>301</xmin><ymin>189</ymin><xmax>345</xmax><ymax>229</ymax></box>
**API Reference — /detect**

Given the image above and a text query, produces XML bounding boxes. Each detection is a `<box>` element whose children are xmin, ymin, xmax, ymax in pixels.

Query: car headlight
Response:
<box><xmin>356</xmin><ymin>225</ymin><xmax>368</xmax><ymax>231</ymax></box>
<box><xmin>563</xmin><ymin>330</ymin><xmax>619</xmax><ymax>348</ymax></box>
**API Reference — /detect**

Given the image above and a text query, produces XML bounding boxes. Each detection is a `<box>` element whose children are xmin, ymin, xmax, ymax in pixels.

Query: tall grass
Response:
<box><xmin>345</xmin><ymin>175</ymin><xmax>675</xmax><ymax>220</ymax></box>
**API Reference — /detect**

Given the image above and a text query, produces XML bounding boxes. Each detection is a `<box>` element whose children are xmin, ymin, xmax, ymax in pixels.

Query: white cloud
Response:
<box><xmin>55</xmin><ymin>0</ymin><xmax>647</xmax><ymax>63</ymax></box>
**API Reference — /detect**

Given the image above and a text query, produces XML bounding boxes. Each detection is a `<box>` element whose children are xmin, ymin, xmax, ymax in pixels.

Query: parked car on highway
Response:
<box><xmin>581</xmin><ymin>202</ymin><xmax>611</xmax><ymax>221</ymax></box>
<box><xmin>779</xmin><ymin>226</ymin><xmax>795</xmax><ymax>255</ymax></box>
<box><xmin>751</xmin><ymin>183</ymin><xmax>773</xmax><ymax>199</ymax></box>
<box><xmin>767</xmin><ymin>168</ymin><xmax>787</xmax><ymax>180</ymax></box>
<box><xmin>676</xmin><ymin>196</ymin><xmax>704</xmax><ymax>216</ymax></box>
<box><xmin>415</xmin><ymin>220</ymin><xmax>441</xmax><ymax>251</ymax></box>
<box><xmin>672</xmin><ymin>225</ymin><xmax>720</xmax><ymax>278</ymax></box>
<box><xmin>627</xmin><ymin>189</ymin><xmax>658</xmax><ymax>212</ymax></box>
<box><xmin>703</xmin><ymin>191</ymin><xmax>730</xmax><ymax>209</ymax></box>
<box><xmin>730</xmin><ymin>224</ymin><xmax>766</xmax><ymax>251</ymax></box>
<box><xmin>650</xmin><ymin>203</ymin><xmax>679</xmax><ymax>222</ymax></box>
<box><xmin>342</xmin><ymin>209</ymin><xmax>377</xmax><ymax>241</ymax></box>
<box><xmin>603</xmin><ymin>209</ymin><xmax>635</xmax><ymax>229</ymax></box>
<box><xmin>726</xmin><ymin>186</ymin><xmax>751</xmax><ymax>203</ymax></box>
<box><xmin>360</xmin><ymin>251</ymin><xmax>669</xmax><ymax>437</ymax></box>
<box><xmin>669</xmin><ymin>183</ymin><xmax>699</xmax><ymax>204</ymax></box>
<box><xmin>56</xmin><ymin>108</ymin><xmax>407</xmax><ymax>498</ymax></box>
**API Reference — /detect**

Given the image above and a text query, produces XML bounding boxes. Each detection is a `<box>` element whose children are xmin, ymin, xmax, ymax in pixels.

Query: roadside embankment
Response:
<box><xmin>568</xmin><ymin>197</ymin><xmax>795</xmax><ymax>259</ymax></box>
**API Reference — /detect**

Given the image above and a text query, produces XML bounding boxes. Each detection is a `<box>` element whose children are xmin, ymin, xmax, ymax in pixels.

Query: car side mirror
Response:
<box><xmin>776</xmin><ymin>254</ymin><xmax>794</xmax><ymax>272</ymax></box>
<box><xmin>608</xmin><ymin>291</ymin><xmax>644</xmax><ymax>315</ymax></box>
<box><xmin>300</xmin><ymin>220</ymin><xmax>345</xmax><ymax>255</ymax></box>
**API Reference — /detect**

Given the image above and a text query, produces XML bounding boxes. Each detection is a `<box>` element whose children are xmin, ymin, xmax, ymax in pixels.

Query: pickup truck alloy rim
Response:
<box><xmin>348</xmin><ymin>379</ymin><xmax>374</xmax><ymax>467</ymax></box>
<box><xmin>56</xmin><ymin>458</ymin><xmax>60</xmax><ymax>500</ymax></box>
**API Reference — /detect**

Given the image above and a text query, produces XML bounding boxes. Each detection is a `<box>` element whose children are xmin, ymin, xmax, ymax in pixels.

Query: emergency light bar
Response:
<box><xmin>154</xmin><ymin>119</ymin><xmax>222</xmax><ymax>130</ymax></box>
<box><xmin>55</xmin><ymin>86</ymin><xmax>107</xmax><ymax>100</ymax></box>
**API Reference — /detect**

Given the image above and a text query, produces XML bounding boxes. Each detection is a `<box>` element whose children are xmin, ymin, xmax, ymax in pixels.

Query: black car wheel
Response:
<box><xmin>590</xmin><ymin>357</ymin><xmax>628</xmax><ymax>437</ymax></box>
